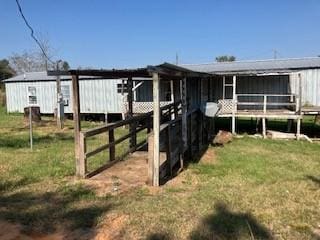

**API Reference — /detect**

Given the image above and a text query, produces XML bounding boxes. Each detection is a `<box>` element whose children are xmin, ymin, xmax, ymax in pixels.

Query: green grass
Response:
<box><xmin>0</xmin><ymin>106</ymin><xmax>320</xmax><ymax>239</ymax></box>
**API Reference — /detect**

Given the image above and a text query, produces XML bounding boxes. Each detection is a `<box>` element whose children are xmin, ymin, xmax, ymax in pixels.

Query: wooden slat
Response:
<box><xmin>152</xmin><ymin>72</ymin><xmax>160</xmax><ymax>186</ymax></box>
<box><xmin>85</xmin><ymin>126</ymin><xmax>147</xmax><ymax>158</ymax></box>
<box><xmin>83</xmin><ymin>112</ymin><xmax>152</xmax><ymax>137</ymax></box>
<box><xmin>79</xmin><ymin>132</ymin><xmax>86</xmax><ymax>177</ymax></box>
<box><xmin>72</xmin><ymin>74</ymin><xmax>81</xmax><ymax>177</ymax></box>
<box><xmin>109</xmin><ymin>129</ymin><xmax>115</xmax><ymax>162</ymax></box>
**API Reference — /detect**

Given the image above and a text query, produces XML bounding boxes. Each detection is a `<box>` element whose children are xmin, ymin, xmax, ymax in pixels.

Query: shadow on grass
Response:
<box><xmin>306</xmin><ymin>175</ymin><xmax>320</xmax><ymax>187</ymax></box>
<box><xmin>0</xmin><ymin>132</ymin><xmax>73</xmax><ymax>148</ymax></box>
<box><xmin>0</xmin><ymin>177</ymin><xmax>35</xmax><ymax>192</ymax></box>
<box><xmin>0</xmin><ymin>184</ymin><xmax>113</xmax><ymax>237</ymax></box>
<box><xmin>146</xmin><ymin>232</ymin><xmax>173</xmax><ymax>240</ymax></box>
<box><xmin>189</xmin><ymin>202</ymin><xmax>273</xmax><ymax>240</ymax></box>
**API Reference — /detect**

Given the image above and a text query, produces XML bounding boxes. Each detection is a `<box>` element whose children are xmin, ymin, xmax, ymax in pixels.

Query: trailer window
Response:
<box><xmin>28</xmin><ymin>86</ymin><xmax>37</xmax><ymax>105</ymax></box>
<box><xmin>117</xmin><ymin>83</ymin><xmax>128</xmax><ymax>94</ymax></box>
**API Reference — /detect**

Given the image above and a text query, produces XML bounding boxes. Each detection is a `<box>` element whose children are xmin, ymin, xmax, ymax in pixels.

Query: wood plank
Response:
<box><xmin>232</xmin><ymin>75</ymin><xmax>236</xmax><ymax>134</ymax></box>
<box><xmin>181</xmin><ymin>78</ymin><xmax>188</xmax><ymax>156</ymax></box>
<box><xmin>83</xmin><ymin>112</ymin><xmax>152</xmax><ymax>137</ymax></box>
<box><xmin>147</xmin><ymin>134</ymin><xmax>154</xmax><ymax>185</ymax></box>
<box><xmin>152</xmin><ymin>72</ymin><xmax>160</xmax><ymax>187</ymax></box>
<box><xmin>109</xmin><ymin>129</ymin><xmax>115</xmax><ymax>161</ymax></box>
<box><xmin>79</xmin><ymin>132</ymin><xmax>86</xmax><ymax>177</ymax></box>
<box><xmin>85</xmin><ymin>125</ymin><xmax>147</xmax><ymax>158</ymax></box>
<box><xmin>72</xmin><ymin>74</ymin><xmax>81</xmax><ymax>177</ymax></box>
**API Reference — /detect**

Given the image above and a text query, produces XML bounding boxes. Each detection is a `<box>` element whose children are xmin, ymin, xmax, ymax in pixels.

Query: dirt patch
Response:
<box><xmin>94</xmin><ymin>213</ymin><xmax>128</xmax><ymax>240</ymax></box>
<box><xmin>199</xmin><ymin>148</ymin><xmax>217</xmax><ymax>165</ymax></box>
<box><xmin>83</xmin><ymin>151</ymin><xmax>149</xmax><ymax>196</ymax></box>
<box><xmin>0</xmin><ymin>220</ymin><xmax>64</xmax><ymax>240</ymax></box>
<box><xmin>0</xmin><ymin>213</ymin><xmax>128</xmax><ymax>240</ymax></box>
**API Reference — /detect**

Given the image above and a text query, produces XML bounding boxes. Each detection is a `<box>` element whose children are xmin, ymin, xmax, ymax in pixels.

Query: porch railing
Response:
<box><xmin>218</xmin><ymin>94</ymin><xmax>300</xmax><ymax>115</ymax></box>
<box><xmin>78</xmin><ymin>101</ymin><xmax>181</xmax><ymax>178</ymax></box>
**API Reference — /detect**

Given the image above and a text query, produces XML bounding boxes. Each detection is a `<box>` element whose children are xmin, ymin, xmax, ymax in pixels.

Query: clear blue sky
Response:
<box><xmin>1</xmin><ymin>0</ymin><xmax>320</xmax><ymax>69</ymax></box>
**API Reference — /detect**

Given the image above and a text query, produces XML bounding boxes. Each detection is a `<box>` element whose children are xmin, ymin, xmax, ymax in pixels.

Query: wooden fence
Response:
<box><xmin>147</xmin><ymin>108</ymin><xmax>205</xmax><ymax>184</ymax></box>
<box><xmin>77</xmin><ymin>102</ymin><xmax>181</xmax><ymax>178</ymax></box>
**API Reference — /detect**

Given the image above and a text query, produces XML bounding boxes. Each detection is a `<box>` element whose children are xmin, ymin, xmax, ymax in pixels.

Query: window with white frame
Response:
<box><xmin>28</xmin><ymin>86</ymin><xmax>37</xmax><ymax>105</ymax></box>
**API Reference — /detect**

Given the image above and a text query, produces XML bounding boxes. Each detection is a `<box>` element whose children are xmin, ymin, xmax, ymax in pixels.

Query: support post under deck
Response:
<box><xmin>231</xmin><ymin>75</ymin><xmax>236</xmax><ymax>134</ymax></box>
<box><xmin>152</xmin><ymin>72</ymin><xmax>160</xmax><ymax>186</ymax></box>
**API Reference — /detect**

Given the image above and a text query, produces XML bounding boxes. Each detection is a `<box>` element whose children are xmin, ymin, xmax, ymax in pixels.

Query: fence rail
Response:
<box><xmin>219</xmin><ymin>94</ymin><xmax>300</xmax><ymax>114</ymax></box>
<box><xmin>78</xmin><ymin>101</ymin><xmax>181</xmax><ymax>178</ymax></box>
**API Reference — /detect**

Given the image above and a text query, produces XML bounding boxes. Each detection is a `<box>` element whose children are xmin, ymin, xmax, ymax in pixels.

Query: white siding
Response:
<box><xmin>5</xmin><ymin>79</ymin><xmax>124</xmax><ymax>114</ymax></box>
<box><xmin>290</xmin><ymin>69</ymin><xmax>320</xmax><ymax>106</ymax></box>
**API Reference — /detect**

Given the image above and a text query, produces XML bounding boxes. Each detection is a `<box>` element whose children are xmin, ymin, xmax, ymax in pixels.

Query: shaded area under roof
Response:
<box><xmin>182</xmin><ymin>57</ymin><xmax>320</xmax><ymax>75</ymax></box>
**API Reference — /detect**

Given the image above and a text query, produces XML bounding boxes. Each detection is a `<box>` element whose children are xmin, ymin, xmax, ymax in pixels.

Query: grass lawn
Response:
<box><xmin>0</xmin><ymin>106</ymin><xmax>320</xmax><ymax>239</ymax></box>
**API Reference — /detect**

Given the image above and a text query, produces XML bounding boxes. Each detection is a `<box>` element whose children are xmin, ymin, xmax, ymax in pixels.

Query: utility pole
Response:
<box><xmin>175</xmin><ymin>52</ymin><xmax>179</xmax><ymax>65</ymax></box>
<box><xmin>56</xmin><ymin>60</ymin><xmax>64</xmax><ymax>129</ymax></box>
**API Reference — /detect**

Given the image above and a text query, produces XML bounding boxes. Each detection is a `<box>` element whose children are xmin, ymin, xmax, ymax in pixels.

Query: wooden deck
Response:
<box><xmin>218</xmin><ymin>109</ymin><xmax>301</xmax><ymax>119</ymax></box>
<box><xmin>302</xmin><ymin>107</ymin><xmax>320</xmax><ymax>115</ymax></box>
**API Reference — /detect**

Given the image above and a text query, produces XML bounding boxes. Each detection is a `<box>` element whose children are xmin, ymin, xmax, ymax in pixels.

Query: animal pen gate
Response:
<box><xmin>66</xmin><ymin>64</ymin><xmax>212</xmax><ymax>186</ymax></box>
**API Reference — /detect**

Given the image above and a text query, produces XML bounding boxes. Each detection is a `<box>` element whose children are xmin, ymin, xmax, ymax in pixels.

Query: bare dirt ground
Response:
<box><xmin>0</xmin><ymin>213</ymin><xmax>128</xmax><ymax>240</ymax></box>
<box><xmin>83</xmin><ymin>151</ymin><xmax>149</xmax><ymax>196</ymax></box>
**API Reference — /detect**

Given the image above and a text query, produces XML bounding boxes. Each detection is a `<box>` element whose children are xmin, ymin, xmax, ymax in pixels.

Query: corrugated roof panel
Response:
<box><xmin>182</xmin><ymin>57</ymin><xmax>320</xmax><ymax>74</ymax></box>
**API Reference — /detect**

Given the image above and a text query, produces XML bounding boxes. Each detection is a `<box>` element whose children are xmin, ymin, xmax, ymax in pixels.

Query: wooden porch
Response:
<box><xmin>66</xmin><ymin>63</ymin><xmax>212</xmax><ymax>187</ymax></box>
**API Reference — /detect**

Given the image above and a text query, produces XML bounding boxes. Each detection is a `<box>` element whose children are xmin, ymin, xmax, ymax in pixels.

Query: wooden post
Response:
<box><xmin>79</xmin><ymin>132</ymin><xmax>86</xmax><ymax>177</ymax></box>
<box><xmin>56</xmin><ymin>62</ymin><xmax>64</xmax><ymax>129</ymax></box>
<box><xmin>296</xmin><ymin>118</ymin><xmax>301</xmax><ymax>140</ymax></box>
<box><xmin>262</xmin><ymin>117</ymin><xmax>266</xmax><ymax>138</ymax></box>
<box><xmin>170</xmin><ymin>80</ymin><xmax>175</xmax><ymax>120</ymax></box>
<box><xmin>231</xmin><ymin>75</ymin><xmax>236</xmax><ymax>134</ymax></box>
<box><xmin>181</xmin><ymin>77</ymin><xmax>188</xmax><ymax>158</ymax></box>
<box><xmin>152</xmin><ymin>72</ymin><xmax>160</xmax><ymax>186</ymax></box>
<box><xmin>263</xmin><ymin>95</ymin><xmax>267</xmax><ymax>113</ymax></box>
<box><xmin>72</xmin><ymin>74</ymin><xmax>81</xmax><ymax>176</ymax></box>
<box><xmin>166</xmin><ymin>126</ymin><xmax>172</xmax><ymax>176</ymax></box>
<box><xmin>298</xmin><ymin>73</ymin><xmax>302</xmax><ymax>115</ymax></box>
<box><xmin>147</xmin><ymin>134</ymin><xmax>154</xmax><ymax>185</ymax></box>
<box><xmin>29</xmin><ymin>106</ymin><xmax>33</xmax><ymax>150</ymax></box>
<box><xmin>127</xmin><ymin>77</ymin><xmax>136</xmax><ymax>150</ymax></box>
<box><xmin>109</xmin><ymin>129</ymin><xmax>115</xmax><ymax>161</ymax></box>
<box><xmin>222</xmin><ymin>76</ymin><xmax>226</xmax><ymax>100</ymax></box>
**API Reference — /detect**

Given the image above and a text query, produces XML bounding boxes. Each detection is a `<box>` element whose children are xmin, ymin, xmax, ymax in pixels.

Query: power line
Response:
<box><xmin>15</xmin><ymin>0</ymin><xmax>55</xmax><ymax>64</ymax></box>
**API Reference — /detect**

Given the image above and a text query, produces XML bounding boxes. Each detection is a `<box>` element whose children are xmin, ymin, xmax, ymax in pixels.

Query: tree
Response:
<box><xmin>0</xmin><ymin>59</ymin><xmax>15</xmax><ymax>80</ymax></box>
<box><xmin>61</xmin><ymin>61</ymin><xmax>70</xmax><ymax>70</ymax></box>
<box><xmin>215</xmin><ymin>55</ymin><xmax>236</xmax><ymax>62</ymax></box>
<box><xmin>8</xmin><ymin>34</ymin><xmax>70</xmax><ymax>74</ymax></box>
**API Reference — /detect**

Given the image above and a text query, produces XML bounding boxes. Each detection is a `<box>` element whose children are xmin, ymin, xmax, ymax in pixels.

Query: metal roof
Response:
<box><xmin>182</xmin><ymin>57</ymin><xmax>320</xmax><ymax>75</ymax></box>
<box><xmin>2</xmin><ymin>71</ymin><xmax>72</xmax><ymax>83</ymax></box>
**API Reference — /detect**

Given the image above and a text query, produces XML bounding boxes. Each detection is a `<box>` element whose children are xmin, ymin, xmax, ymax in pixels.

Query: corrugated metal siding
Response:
<box><xmin>5</xmin><ymin>79</ymin><xmax>124</xmax><ymax>114</ymax></box>
<box><xmin>290</xmin><ymin>69</ymin><xmax>320</xmax><ymax>106</ymax></box>
<box><xmin>208</xmin><ymin>75</ymin><xmax>290</xmax><ymax>109</ymax></box>
<box><xmin>135</xmin><ymin>81</ymin><xmax>171</xmax><ymax>102</ymax></box>
<box><xmin>5</xmin><ymin>81</ymin><xmax>57</xmax><ymax>113</ymax></box>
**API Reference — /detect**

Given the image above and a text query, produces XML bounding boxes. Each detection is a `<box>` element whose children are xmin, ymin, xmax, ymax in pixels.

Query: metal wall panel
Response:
<box><xmin>290</xmin><ymin>69</ymin><xmax>320</xmax><ymax>106</ymax></box>
<box><xmin>5</xmin><ymin>79</ymin><xmax>124</xmax><ymax>114</ymax></box>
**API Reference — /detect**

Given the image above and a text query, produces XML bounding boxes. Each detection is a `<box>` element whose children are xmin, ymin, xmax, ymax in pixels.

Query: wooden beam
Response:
<box><xmin>109</xmin><ymin>129</ymin><xmax>115</xmax><ymax>161</ymax></box>
<box><xmin>79</xmin><ymin>132</ymin><xmax>86</xmax><ymax>177</ymax></box>
<box><xmin>298</xmin><ymin>73</ymin><xmax>302</xmax><ymax>115</ymax></box>
<box><xmin>231</xmin><ymin>75</ymin><xmax>236</xmax><ymax>134</ymax></box>
<box><xmin>127</xmin><ymin>77</ymin><xmax>136</xmax><ymax>150</ymax></box>
<box><xmin>170</xmin><ymin>80</ymin><xmax>175</xmax><ymax>120</ymax></box>
<box><xmin>152</xmin><ymin>72</ymin><xmax>160</xmax><ymax>186</ymax></box>
<box><xmin>181</xmin><ymin>77</ymin><xmax>188</xmax><ymax>157</ymax></box>
<box><xmin>296</xmin><ymin>118</ymin><xmax>301</xmax><ymax>140</ymax></box>
<box><xmin>71</xmin><ymin>74</ymin><xmax>81</xmax><ymax>177</ymax></box>
<box><xmin>262</xmin><ymin>118</ymin><xmax>266</xmax><ymax>138</ymax></box>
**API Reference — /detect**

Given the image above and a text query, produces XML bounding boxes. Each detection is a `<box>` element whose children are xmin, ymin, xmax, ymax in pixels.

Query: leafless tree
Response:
<box><xmin>8</xmin><ymin>34</ymin><xmax>59</xmax><ymax>74</ymax></box>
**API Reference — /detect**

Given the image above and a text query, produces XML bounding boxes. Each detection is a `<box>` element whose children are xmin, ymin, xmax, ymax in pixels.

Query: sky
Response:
<box><xmin>1</xmin><ymin>0</ymin><xmax>320</xmax><ymax>69</ymax></box>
